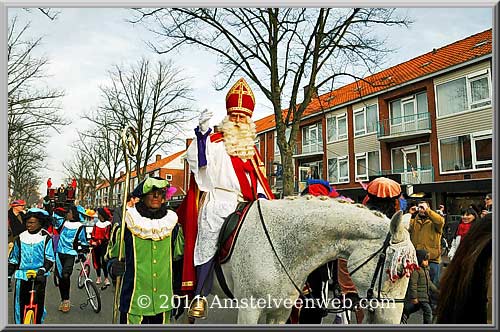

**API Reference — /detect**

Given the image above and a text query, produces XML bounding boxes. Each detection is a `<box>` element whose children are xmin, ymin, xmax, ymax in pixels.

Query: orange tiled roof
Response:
<box><xmin>98</xmin><ymin>149</ymin><xmax>186</xmax><ymax>188</ymax></box>
<box><xmin>255</xmin><ymin>29</ymin><xmax>492</xmax><ymax>133</ymax></box>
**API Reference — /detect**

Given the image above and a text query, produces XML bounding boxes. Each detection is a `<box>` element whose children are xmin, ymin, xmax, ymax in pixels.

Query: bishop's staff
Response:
<box><xmin>112</xmin><ymin>126</ymin><xmax>138</xmax><ymax>324</ymax></box>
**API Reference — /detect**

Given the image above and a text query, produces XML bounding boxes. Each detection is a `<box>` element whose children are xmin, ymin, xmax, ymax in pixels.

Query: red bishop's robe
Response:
<box><xmin>176</xmin><ymin>132</ymin><xmax>274</xmax><ymax>293</ymax></box>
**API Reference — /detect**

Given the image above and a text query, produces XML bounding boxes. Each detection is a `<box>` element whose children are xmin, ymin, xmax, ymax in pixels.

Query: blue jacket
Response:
<box><xmin>8</xmin><ymin>229</ymin><xmax>55</xmax><ymax>280</ymax></box>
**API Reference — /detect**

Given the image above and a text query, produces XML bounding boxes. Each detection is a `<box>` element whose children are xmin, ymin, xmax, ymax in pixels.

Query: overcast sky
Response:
<box><xmin>7</xmin><ymin>7</ymin><xmax>493</xmax><ymax>198</ymax></box>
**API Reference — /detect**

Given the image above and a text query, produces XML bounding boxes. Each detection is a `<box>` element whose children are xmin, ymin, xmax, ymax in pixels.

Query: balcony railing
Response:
<box><xmin>377</xmin><ymin>113</ymin><xmax>431</xmax><ymax>140</ymax></box>
<box><xmin>301</xmin><ymin>140</ymin><xmax>323</xmax><ymax>154</ymax></box>
<box><xmin>378</xmin><ymin>166</ymin><xmax>434</xmax><ymax>185</ymax></box>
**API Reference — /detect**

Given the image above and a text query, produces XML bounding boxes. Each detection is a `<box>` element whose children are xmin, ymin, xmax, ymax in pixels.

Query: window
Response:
<box><xmin>355</xmin><ymin>151</ymin><xmax>380</xmax><ymax>181</ymax></box>
<box><xmin>439</xmin><ymin>131</ymin><xmax>492</xmax><ymax>172</ymax></box>
<box><xmin>436</xmin><ymin>70</ymin><xmax>491</xmax><ymax>117</ymax></box>
<box><xmin>390</xmin><ymin>92</ymin><xmax>429</xmax><ymax>126</ymax></box>
<box><xmin>255</xmin><ymin>138</ymin><xmax>260</xmax><ymax>152</ymax></box>
<box><xmin>327</xmin><ymin>113</ymin><xmax>347</xmax><ymax>142</ymax></box>
<box><xmin>302</xmin><ymin>123</ymin><xmax>323</xmax><ymax>154</ymax></box>
<box><xmin>274</xmin><ymin>127</ymin><xmax>291</xmax><ymax>155</ymax></box>
<box><xmin>328</xmin><ymin>156</ymin><xmax>349</xmax><ymax>183</ymax></box>
<box><xmin>166</xmin><ymin>174</ymin><xmax>173</xmax><ymax>181</ymax></box>
<box><xmin>353</xmin><ymin>104</ymin><xmax>378</xmax><ymax>136</ymax></box>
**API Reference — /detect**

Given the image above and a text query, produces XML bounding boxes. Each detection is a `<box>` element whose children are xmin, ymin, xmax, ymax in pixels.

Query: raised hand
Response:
<box><xmin>199</xmin><ymin>109</ymin><xmax>213</xmax><ymax>133</ymax></box>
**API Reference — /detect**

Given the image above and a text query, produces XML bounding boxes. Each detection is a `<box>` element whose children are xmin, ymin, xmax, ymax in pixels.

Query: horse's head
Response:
<box><xmin>366</xmin><ymin>211</ymin><xmax>417</xmax><ymax>324</ymax></box>
<box><xmin>348</xmin><ymin>210</ymin><xmax>417</xmax><ymax>324</ymax></box>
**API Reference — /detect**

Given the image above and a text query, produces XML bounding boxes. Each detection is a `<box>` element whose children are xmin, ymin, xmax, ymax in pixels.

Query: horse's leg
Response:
<box><xmin>237</xmin><ymin>307</ymin><xmax>263</xmax><ymax>324</ymax></box>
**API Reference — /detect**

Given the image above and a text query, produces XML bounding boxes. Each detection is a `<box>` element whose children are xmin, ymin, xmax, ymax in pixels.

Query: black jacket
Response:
<box><xmin>8</xmin><ymin>208</ymin><xmax>26</xmax><ymax>242</ymax></box>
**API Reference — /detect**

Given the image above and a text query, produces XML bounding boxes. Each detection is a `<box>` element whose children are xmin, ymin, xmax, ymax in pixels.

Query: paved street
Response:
<box><xmin>8</xmin><ymin>265</ymin><xmax>424</xmax><ymax>325</ymax></box>
<box><xmin>8</xmin><ymin>265</ymin><xmax>114</xmax><ymax>324</ymax></box>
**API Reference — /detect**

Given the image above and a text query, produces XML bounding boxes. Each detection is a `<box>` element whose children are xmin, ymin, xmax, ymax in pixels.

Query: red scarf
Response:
<box><xmin>456</xmin><ymin>221</ymin><xmax>473</xmax><ymax>238</ymax></box>
<box><xmin>230</xmin><ymin>156</ymin><xmax>257</xmax><ymax>201</ymax></box>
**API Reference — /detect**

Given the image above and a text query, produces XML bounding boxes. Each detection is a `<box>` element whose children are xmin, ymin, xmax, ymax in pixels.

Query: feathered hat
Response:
<box><xmin>132</xmin><ymin>177</ymin><xmax>169</xmax><ymax>198</ymax></box>
<box><xmin>225</xmin><ymin>78</ymin><xmax>255</xmax><ymax>118</ymax></box>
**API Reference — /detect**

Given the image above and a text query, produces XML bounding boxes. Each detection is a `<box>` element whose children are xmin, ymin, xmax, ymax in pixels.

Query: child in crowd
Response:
<box><xmin>401</xmin><ymin>249</ymin><xmax>439</xmax><ymax>324</ymax></box>
<box><xmin>8</xmin><ymin>208</ymin><xmax>55</xmax><ymax>324</ymax></box>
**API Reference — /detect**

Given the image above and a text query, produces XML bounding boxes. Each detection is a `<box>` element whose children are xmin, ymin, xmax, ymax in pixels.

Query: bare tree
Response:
<box><xmin>23</xmin><ymin>8</ymin><xmax>61</xmax><ymax>20</ymax></box>
<box><xmin>99</xmin><ymin>58</ymin><xmax>196</xmax><ymax>182</ymax></box>
<box><xmin>131</xmin><ymin>8</ymin><xmax>411</xmax><ymax>195</ymax></box>
<box><xmin>63</xmin><ymin>135</ymin><xmax>104</xmax><ymax>207</ymax></box>
<box><xmin>7</xmin><ymin>16</ymin><xmax>68</xmax><ymax>198</ymax></box>
<box><xmin>78</xmin><ymin>112</ymin><xmax>124</xmax><ymax>207</ymax></box>
<box><xmin>8</xmin><ymin>130</ymin><xmax>44</xmax><ymax>204</ymax></box>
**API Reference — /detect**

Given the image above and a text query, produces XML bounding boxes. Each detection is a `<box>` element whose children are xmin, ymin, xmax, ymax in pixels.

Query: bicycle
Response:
<box><xmin>23</xmin><ymin>270</ymin><xmax>38</xmax><ymax>324</ymax></box>
<box><xmin>76</xmin><ymin>248</ymin><xmax>101</xmax><ymax>313</ymax></box>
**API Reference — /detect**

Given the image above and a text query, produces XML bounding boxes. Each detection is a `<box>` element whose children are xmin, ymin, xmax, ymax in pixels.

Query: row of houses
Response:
<box><xmin>95</xmin><ymin>29</ymin><xmax>493</xmax><ymax>216</ymax></box>
<box><xmin>254</xmin><ymin>29</ymin><xmax>493</xmax><ymax>215</ymax></box>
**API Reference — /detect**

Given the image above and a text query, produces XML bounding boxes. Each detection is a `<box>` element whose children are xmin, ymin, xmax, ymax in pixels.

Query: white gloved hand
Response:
<box><xmin>199</xmin><ymin>109</ymin><xmax>213</xmax><ymax>133</ymax></box>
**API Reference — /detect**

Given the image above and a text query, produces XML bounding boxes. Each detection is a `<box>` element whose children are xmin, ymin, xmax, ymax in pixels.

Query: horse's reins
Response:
<box><xmin>256</xmin><ymin>200</ymin><xmax>306</xmax><ymax>297</ymax></box>
<box><xmin>258</xmin><ymin>199</ymin><xmax>406</xmax><ymax>310</ymax></box>
<box><xmin>350</xmin><ymin>232</ymin><xmax>406</xmax><ymax>304</ymax></box>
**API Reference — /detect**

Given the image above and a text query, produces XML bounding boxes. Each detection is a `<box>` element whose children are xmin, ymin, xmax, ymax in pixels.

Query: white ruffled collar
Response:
<box><xmin>20</xmin><ymin>230</ymin><xmax>47</xmax><ymax>244</ymax></box>
<box><xmin>95</xmin><ymin>220</ymin><xmax>111</xmax><ymax>228</ymax></box>
<box><xmin>125</xmin><ymin>207</ymin><xmax>178</xmax><ymax>241</ymax></box>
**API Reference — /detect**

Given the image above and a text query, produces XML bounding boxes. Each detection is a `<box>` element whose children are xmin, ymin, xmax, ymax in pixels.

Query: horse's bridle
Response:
<box><xmin>350</xmin><ymin>232</ymin><xmax>406</xmax><ymax>303</ymax></box>
<box><xmin>257</xmin><ymin>200</ymin><xmax>406</xmax><ymax>305</ymax></box>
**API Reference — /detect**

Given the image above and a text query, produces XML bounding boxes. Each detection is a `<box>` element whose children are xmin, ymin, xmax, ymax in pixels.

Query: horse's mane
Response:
<box><xmin>286</xmin><ymin>195</ymin><xmax>388</xmax><ymax>220</ymax></box>
<box><xmin>276</xmin><ymin>195</ymin><xmax>390</xmax><ymax>242</ymax></box>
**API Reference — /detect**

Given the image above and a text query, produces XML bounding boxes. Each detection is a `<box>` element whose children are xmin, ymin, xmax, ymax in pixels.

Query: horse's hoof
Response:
<box><xmin>188</xmin><ymin>296</ymin><xmax>208</xmax><ymax>319</ymax></box>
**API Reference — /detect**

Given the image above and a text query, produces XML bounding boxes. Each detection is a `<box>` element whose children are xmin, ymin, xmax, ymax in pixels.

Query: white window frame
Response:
<box><xmin>328</xmin><ymin>155</ymin><xmax>349</xmax><ymax>184</ymax></box>
<box><xmin>274</xmin><ymin>127</ymin><xmax>291</xmax><ymax>156</ymax></box>
<box><xmin>353</xmin><ymin>104</ymin><xmax>378</xmax><ymax>137</ymax></box>
<box><xmin>355</xmin><ymin>151</ymin><xmax>381</xmax><ymax>181</ymax></box>
<box><xmin>326</xmin><ymin>113</ymin><xmax>347</xmax><ymax>143</ymax></box>
<box><xmin>435</xmin><ymin>69</ymin><xmax>492</xmax><ymax>119</ymax></box>
<box><xmin>355</xmin><ymin>153</ymin><xmax>368</xmax><ymax>181</ymax></box>
<box><xmin>166</xmin><ymin>174</ymin><xmax>173</xmax><ymax>181</ymax></box>
<box><xmin>467</xmin><ymin>69</ymin><xmax>492</xmax><ymax>109</ymax></box>
<box><xmin>438</xmin><ymin>130</ymin><xmax>492</xmax><ymax>174</ymax></box>
<box><xmin>472</xmin><ymin>130</ymin><xmax>493</xmax><ymax>169</ymax></box>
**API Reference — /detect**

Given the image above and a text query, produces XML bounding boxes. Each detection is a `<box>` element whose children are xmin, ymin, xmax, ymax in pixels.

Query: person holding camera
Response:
<box><xmin>409</xmin><ymin>201</ymin><xmax>444</xmax><ymax>287</ymax></box>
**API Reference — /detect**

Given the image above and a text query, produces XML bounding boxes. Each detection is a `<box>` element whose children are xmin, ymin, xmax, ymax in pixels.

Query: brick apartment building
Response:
<box><xmin>254</xmin><ymin>29</ymin><xmax>493</xmax><ymax>216</ymax></box>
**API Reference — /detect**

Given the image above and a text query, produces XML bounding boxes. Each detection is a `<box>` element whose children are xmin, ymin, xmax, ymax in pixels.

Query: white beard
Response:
<box><xmin>220</xmin><ymin>115</ymin><xmax>257</xmax><ymax>160</ymax></box>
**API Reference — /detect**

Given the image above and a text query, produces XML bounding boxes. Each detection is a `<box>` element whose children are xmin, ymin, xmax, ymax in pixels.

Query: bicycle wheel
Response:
<box><xmin>23</xmin><ymin>309</ymin><xmax>35</xmax><ymax>324</ymax></box>
<box><xmin>78</xmin><ymin>265</ymin><xmax>90</xmax><ymax>289</ymax></box>
<box><xmin>84</xmin><ymin>279</ymin><xmax>101</xmax><ymax>313</ymax></box>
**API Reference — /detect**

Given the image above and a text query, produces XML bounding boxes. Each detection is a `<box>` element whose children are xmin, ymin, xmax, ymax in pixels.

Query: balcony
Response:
<box><xmin>377</xmin><ymin>113</ymin><xmax>431</xmax><ymax>142</ymax></box>
<box><xmin>378</xmin><ymin>166</ymin><xmax>434</xmax><ymax>185</ymax></box>
<box><xmin>293</xmin><ymin>140</ymin><xmax>323</xmax><ymax>158</ymax></box>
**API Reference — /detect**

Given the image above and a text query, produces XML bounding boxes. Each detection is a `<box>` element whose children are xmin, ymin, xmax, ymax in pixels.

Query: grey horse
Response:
<box><xmin>198</xmin><ymin>196</ymin><xmax>416</xmax><ymax>324</ymax></box>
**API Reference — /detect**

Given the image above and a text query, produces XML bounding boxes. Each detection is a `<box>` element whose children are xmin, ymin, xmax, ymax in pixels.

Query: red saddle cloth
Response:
<box><xmin>218</xmin><ymin>202</ymin><xmax>254</xmax><ymax>264</ymax></box>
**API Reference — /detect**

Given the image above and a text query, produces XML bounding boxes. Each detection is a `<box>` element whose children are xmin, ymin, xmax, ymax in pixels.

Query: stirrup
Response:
<box><xmin>188</xmin><ymin>296</ymin><xmax>208</xmax><ymax>319</ymax></box>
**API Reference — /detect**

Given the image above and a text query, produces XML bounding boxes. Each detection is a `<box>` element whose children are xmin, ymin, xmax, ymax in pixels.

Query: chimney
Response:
<box><xmin>156</xmin><ymin>154</ymin><xmax>161</xmax><ymax>162</ymax></box>
<box><xmin>303</xmin><ymin>84</ymin><xmax>318</xmax><ymax>100</ymax></box>
<box><xmin>120</xmin><ymin>171</ymin><xmax>124</xmax><ymax>177</ymax></box>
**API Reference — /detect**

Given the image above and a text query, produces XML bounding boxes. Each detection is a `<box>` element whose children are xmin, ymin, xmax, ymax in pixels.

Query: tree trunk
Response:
<box><xmin>282</xmin><ymin>150</ymin><xmax>295</xmax><ymax>196</ymax></box>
